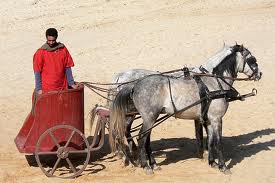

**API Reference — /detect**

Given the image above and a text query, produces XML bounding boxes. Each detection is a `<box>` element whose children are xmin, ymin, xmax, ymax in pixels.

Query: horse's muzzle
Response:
<box><xmin>255</xmin><ymin>71</ymin><xmax>262</xmax><ymax>81</ymax></box>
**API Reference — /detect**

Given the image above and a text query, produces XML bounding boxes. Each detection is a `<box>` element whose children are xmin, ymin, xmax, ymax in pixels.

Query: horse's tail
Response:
<box><xmin>109</xmin><ymin>87</ymin><xmax>133</xmax><ymax>153</ymax></box>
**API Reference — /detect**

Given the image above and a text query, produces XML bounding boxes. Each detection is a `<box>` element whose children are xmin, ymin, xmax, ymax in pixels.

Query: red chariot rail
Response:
<box><xmin>15</xmin><ymin>86</ymin><xmax>85</xmax><ymax>153</ymax></box>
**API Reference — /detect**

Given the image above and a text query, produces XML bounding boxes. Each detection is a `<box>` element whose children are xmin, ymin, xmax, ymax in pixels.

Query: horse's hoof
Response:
<box><xmin>130</xmin><ymin>159</ymin><xmax>139</xmax><ymax>167</ymax></box>
<box><xmin>210</xmin><ymin>162</ymin><xmax>219</xmax><ymax>169</ymax></box>
<box><xmin>121</xmin><ymin>155</ymin><xmax>130</xmax><ymax>166</ymax></box>
<box><xmin>152</xmin><ymin>164</ymin><xmax>161</xmax><ymax>171</ymax></box>
<box><xmin>137</xmin><ymin>161</ymin><xmax>141</xmax><ymax>167</ymax></box>
<box><xmin>220</xmin><ymin>167</ymin><xmax>232</xmax><ymax>175</ymax></box>
<box><xmin>144</xmin><ymin>167</ymin><xmax>154</xmax><ymax>175</ymax></box>
<box><xmin>197</xmin><ymin>152</ymin><xmax>204</xmax><ymax>159</ymax></box>
<box><xmin>133</xmin><ymin>159</ymin><xmax>141</xmax><ymax>167</ymax></box>
<box><xmin>123</xmin><ymin>160</ymin><xmax>129</xmax><ymax>166</ymax></box>
<box><xmin>115</xmin><ymin>151</ymin><xmax>124</xmax><ymax>159</ymax></box>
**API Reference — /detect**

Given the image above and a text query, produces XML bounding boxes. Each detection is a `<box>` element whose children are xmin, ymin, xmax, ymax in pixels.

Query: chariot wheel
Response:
<box><xmin>35</xmin><ymin>125</ymin><xmax>90</xmax><ymax>178</ymax></box>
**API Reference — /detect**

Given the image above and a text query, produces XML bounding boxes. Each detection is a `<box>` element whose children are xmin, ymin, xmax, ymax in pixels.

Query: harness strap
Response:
<box><xmin>167</xmin><ymin>77</ymin><xmax>178</xmax><ymax>113</ymax></box>
<box><xmin>193</xmin><ymin>75</ymin><xmax>211</xmax><ymax>122</ymax></box>
<box><xmin>218</xmin><ymin>77</ymin><xmax>240</xmax><ymax>96</ymax></box>
<box><xmin>216</xmin><ymin>77</ymin><xmax>224</xmax><ymax>92</ymax></box>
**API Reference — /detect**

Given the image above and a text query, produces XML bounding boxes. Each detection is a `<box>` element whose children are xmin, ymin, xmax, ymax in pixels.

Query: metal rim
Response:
<box><xmin>35</xmin><ymin>124</ymin><xmax>90</xmax><ymax>179</ymax></box>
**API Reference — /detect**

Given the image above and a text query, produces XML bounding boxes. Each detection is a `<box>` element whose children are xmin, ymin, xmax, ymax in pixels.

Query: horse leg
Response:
<box><xmin>125</xmin><ymin>116</ymin><xmax>138</xmax><ymax>164</ymax></box>
<box><xmin>115</xmin><ymin>116</ymin><xmax>137</xmax><ymax>166</ymax></box>
<box><xmin>206</xmin><ymin>124</ymin><xmax>219</xmax><ymax>168</ymax></box>
<box><xmin>138</xmin><ymin>122</ymin><xmax>154</xmax><ymax>175</ymax></box>
<box><xmin>194</xmin><ymin>120</ymin><xmax>204</xmax><ymax>159</ymax></box>
<box><xmin>146</xmin><ymin>131</ymin><xmax>161</xmax><ymax>171</ymax></box>
<box><xmin>203</xmin><ymin>122</ymin><xmax>208</xmax><ymax>150</ymax></box>
<box><xmin>213</xmin><ymin>119</ymin><xmax>231</xmax><ymax>174</ymax></box>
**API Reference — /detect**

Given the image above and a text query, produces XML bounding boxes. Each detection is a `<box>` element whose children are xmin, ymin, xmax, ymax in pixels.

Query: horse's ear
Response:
<box><xmin>241</xmin><ymin>44</ymin><xmax>244</xmax><ymax>51</ymax></box>
<box><xmin>235</xmin><ymin>41</ymin><xmax>238</xmax><ymax>45</ymax></box>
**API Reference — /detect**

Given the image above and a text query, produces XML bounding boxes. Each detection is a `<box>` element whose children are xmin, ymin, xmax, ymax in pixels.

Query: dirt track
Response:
<box><xmin>0</xmin><ymin>0</ymin><xmax>275</xmax><ymax>182</ymax></box>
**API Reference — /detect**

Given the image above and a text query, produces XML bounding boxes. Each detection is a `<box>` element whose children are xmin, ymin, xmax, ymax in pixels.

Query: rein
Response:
<box><xmin>191</xmin><ymin>72</ymin><xmax>252</xmax><ymax>81</ymax></box>
<box><xmin>127</xmin><ymin>86</ymin><xmax>257</xmax><ymax>141</ymax></box>
<box><xmin>129</xmin><ymin>96</ymin><xmax>207</xmax><ymax>140</ymax></box>
<box><xmin>125</xmin><ymin>68</ymin><xmax>257</xmax><ymax>141</ymax></box>
<box><xmin>80</xmin><ymin>68</ymin><xmax>253</xmax><ymax>102</ymax></box>
<box><xmin>79</xmin><ymin>69</ymin><xmax>185</xmax><ymax>101</ymax></box>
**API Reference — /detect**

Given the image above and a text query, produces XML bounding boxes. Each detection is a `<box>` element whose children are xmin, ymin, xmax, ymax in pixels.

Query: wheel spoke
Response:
<box><xmin>50</xmin><ymin>157</ymin><xmax>62</xmax><ymax>175</ymax></box>
<box><xmin>64</xmin><ymin>130</ymin><xmax>76</xmax><ymax>148</ymax></box>
<box><xmin>66</xmin><ymin>158</ymin><xmax>77</xmax><ymax>174</ymax></box>
<box><xmin>37</xmin><ymin>151</ymin><xmax>57</xmax><ymax>155</ymax></box>
<box><xmin>49</xmin><ymin>130</ymin><xmax>60</xmax><ymax>148</ymax></box>
<box><xmin>68</xmin><ymin>149</ymin><xmax>89</xmax><ymax>154</ymax></box>
<box><xmin>35</xmin><ymin>125</ymin><xmax>90</xmax><ymax>178</ymax></box>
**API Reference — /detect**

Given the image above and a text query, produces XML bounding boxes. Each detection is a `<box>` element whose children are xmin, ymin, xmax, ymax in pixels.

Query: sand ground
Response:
<box><xmin>0</xmin><ymin>0</ymin><xmax>275</xmax><ymax>182</ymax></box>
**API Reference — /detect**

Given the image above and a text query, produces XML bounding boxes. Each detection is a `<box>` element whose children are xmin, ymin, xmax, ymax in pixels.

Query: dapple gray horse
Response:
<box><xmin>109</xmin><ymin>44</ymin><xmax>262</xmax><ymax>174</ymax></box>
<box><xmin>91</xmin><ymin>44</ymin><xmax>236</xmax><ymax>159</ymax></box>
<box><xmin>106</xmin><ymin>44</ymin><xmax>234</xmax><ymax>106</ymax></box>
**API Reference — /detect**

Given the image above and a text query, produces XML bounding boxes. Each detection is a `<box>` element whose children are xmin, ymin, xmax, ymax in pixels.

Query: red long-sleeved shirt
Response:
<box><xmin>33</xmin><ymin>46</ymin><xmax>74</xmax><ymax>92</ymax></box>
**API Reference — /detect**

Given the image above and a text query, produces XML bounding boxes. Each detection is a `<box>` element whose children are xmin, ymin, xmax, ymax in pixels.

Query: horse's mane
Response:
<box><xmin>200</xmin><ymin>45</ymin><xmax>233</xmax><ymax>73</ymax></box>
<box><xmin>212</xmin><ymin>45</ymin><xmax>240</xmax><ymax>78</ymax></box>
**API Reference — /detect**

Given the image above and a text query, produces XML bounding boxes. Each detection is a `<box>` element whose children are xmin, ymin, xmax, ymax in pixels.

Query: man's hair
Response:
<box><xmin>46</xmin><ymin>28</ymin><xmax>58</xmax><ymax>38</ymax></box>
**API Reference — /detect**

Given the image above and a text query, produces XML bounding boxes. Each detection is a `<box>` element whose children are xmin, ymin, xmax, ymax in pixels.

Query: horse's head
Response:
<box><xmin>232</xmin><ymin>44</ymin><xmax>262</xmax><ymax>81</ymax></box>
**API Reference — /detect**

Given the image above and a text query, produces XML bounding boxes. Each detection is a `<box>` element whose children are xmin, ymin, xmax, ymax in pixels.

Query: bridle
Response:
<box><xmin>240</xmin><ymin>49</ymin><xmax>259</xmax><ymax>79</ymax></box>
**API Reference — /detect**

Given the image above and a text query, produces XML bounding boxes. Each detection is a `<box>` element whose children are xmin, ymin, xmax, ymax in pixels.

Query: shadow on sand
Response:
<box><xmin>151</xmin><ymin>128</ymin><xmax>275</xmax><ymax>169</ymax></box>
<box><xmin>24</xmin><ymin>128</ymin><xmax>275</xmax><ymax>175</ymax></box>
<box><xmin>24</xmin><ymin>134</ymin><xmax>112</xmax><ymax>176</ymax></box>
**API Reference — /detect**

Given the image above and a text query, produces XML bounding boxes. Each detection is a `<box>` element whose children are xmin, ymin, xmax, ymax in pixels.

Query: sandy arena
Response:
<box><xmin>0</xmin><ymin>0</ymin><xmax>275</xmax><ymax>182</ymax></box>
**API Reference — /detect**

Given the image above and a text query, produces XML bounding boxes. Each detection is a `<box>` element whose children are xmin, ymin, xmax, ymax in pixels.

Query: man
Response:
<box><xmin>33</xmin><ymin>28</ymin><xmax>78</xmax><ymax>94</ymax></box>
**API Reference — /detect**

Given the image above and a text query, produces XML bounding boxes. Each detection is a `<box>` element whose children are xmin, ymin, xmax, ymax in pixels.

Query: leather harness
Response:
<box><xmin>168</xmin><ymin>67</ymin><xmax>240</xmax><ymax>123</ymax></box>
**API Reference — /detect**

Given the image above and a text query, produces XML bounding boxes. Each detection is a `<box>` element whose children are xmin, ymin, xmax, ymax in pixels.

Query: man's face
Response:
<box><xmin>46</xmin><ymin>36</ymin><xmax>57</xmax><ymax>47</ymax></box>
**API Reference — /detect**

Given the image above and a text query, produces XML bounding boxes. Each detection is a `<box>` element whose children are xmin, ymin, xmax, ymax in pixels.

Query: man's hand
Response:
<box><xmin>71</xmin><ymin>83</ymin><xmax>79</xmax><ymax>89</ymax></box>
<box><xmin>37</xmin><ymin>90</ymin><xmax>42</xmax><ymax>95</ymax></box>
